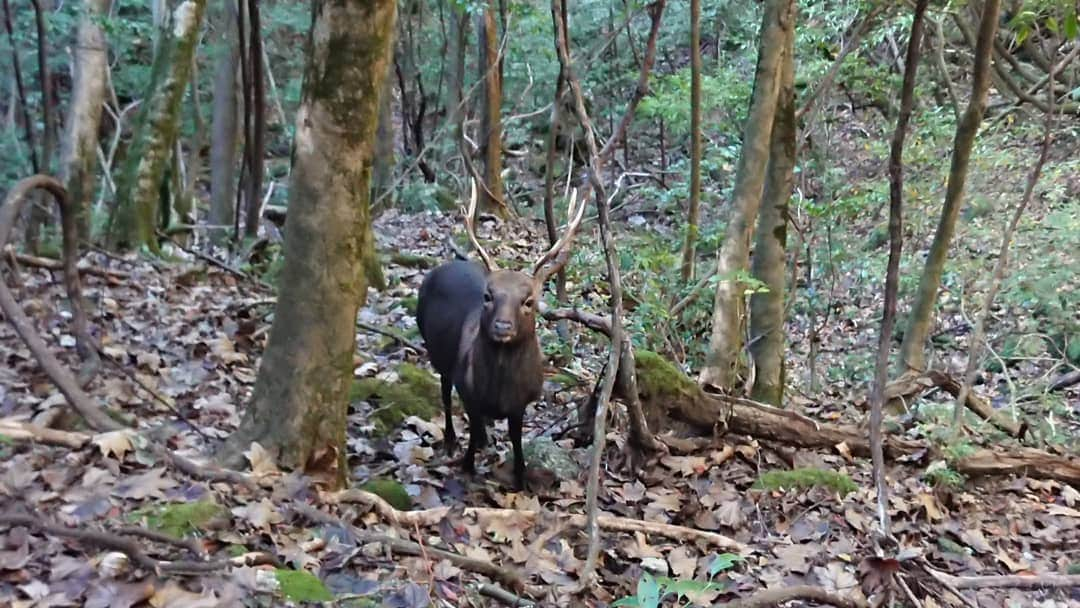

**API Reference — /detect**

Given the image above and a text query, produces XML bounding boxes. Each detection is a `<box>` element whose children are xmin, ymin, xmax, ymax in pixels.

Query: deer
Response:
<box><xmin>415</xmin><ymin>180</ymin><xmax>584</xmax><ymax>490</ymax></box>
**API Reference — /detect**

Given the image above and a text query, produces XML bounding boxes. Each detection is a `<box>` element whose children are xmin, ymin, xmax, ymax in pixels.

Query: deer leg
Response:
<box><xmin>509</xmin><ymin>411</ymin><xmax>526</xmax><ymax>490</ymax></box>
<box><xmin>463</xmin><ymin>413</ymin><xmax>485</xmax><ymax>475</ymax></box>
<box><xmin>440</xmin><ymin>375</ymin><xmax>455</xmax><ymax>455</ymax></box>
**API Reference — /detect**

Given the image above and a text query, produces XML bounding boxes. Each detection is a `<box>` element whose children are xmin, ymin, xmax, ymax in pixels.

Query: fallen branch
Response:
<box><xmin>3</xmin><ymin>247</ymin><xmax>130</xmax><ymax>280</ymax></box>
<box><xmin>954</xmin><ymin>447</ymin><xmax>1080</xmax><ymax>486</ymax></box>
<box><xmin>292</xmin><ymin>501</ymin><xmax>537</xmax><ymax>597</ymax></box>
<box><xmin>0</xmin><ymin>418</ymin><xmax>90</xmax><ymax>448</ymax></box>
<box><xmin>927</xmin><ymin>567</ymin><xmax>1080</xmax><ymax>590</ymax></box>
<box><xmin>716</xmin><ymin>585</ymin><xmax>869</xmax><ymax>608</ymax></box>
<box><xmin>884</xmin><ymin>370</ymin><xmax>1024</xmax><ymax>438</ymax></box>
<box><xmin>330</xmin><ymin>489</ymin><xmax>747</xmax><ymax>553</ymax></box>
<box><xmin>357</xmin><ymin>321</ymin><xmax>426</xmax><ymax>354</ymax></box>
<box><xmin>0</xmin><ymin>512</ymin><xmax>227</xmax><ymax>575</ymax></box>
<box><xmin>1048</xmin><ymin>369</ymin><xmax>1080</xmax><ymax>392</ymax></box>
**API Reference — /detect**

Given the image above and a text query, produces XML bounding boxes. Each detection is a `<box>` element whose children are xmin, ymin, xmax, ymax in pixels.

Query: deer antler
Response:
<box><xmin>532</xmin><ymin>188</ymin><xmax>584</xmax><ymax>284</ymax></box>
<box><xmin>461</xmin><ymin>179</ymin><xmax>498</xmax><ymax>271</ymax></box>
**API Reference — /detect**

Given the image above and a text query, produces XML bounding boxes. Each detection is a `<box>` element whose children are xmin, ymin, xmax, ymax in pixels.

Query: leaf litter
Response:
<box><xmin>0</xmin><ymin>207</ymin><xmax>1076</xmax><ymax>607</ymax></box>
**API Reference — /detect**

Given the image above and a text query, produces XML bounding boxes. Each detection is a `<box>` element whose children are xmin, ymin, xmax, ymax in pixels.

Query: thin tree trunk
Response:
<box><xmin>112</xmin><ymin>0</ymin><xmax>208</xmax><ymax>251</ymax></box>
<box><xmin>952</xmin><ymin>68</ymin><xmax>1054</xmax><ymax>429</ymax></box>
<box><xmin>679</xmin><ymin>0</ymin><xmax>702</xmax><ymax>282</ymax></box>
<box><xmin>748</xmin><ymin>16</ymin><xmax>795</xmax><ymax>407</ymax></box>
<box><xmin>930</xmin><ymin>16</ymin><xmax>962</xmax><ymax>122</ymax></box>
<box><xmin>445</xmin><ymin>6</ymin><xmax>468</xmax><ymax>142</ymax></box>
<box><xmin>220</xmin><ymin>0</ymin><xmax>396</xmax><ymax>484</ymax></box>
<box><xmin>372</xmin><ymin>67</ymin><xmax>395</xmax><ymax>201</ymax></box>
<box><xmin>542</xmin><ymin>65</ymin><xmax>569</xmax><ymax>336</ymax></box>
<box><xmin>871</xmin><ymin>0</ymin><xmax>929</xmax><ymax>534</ymax></box>
<box><xmin>478</xmin><ymin>1</ymin><xmax>506</xmax><ymax>215</ymax></box>
<box><xmin>899</xmin><ymin>0</ymin><xmax>1001</xmax><ymax>373</ymax></box>
<box><xmin>209</xmin><ymin>0</ymin><xmax>239</xmax><ymax>245</ymax></box>
<box><xmin>243</xmin><ymin>0</ymin><xmax>265</xmax><ymax>239</ymax></box>
<box><xmin>59</xmin><ymin>0</ymin><xmax>111</xmax><ymax>243</ymax></box>
<box><xmin>699</xmin><ymin>0</ymin><xmax>793</xmax><ymax>390</ymax></box>
<box><xmin>28</xmin><ymin>0</ymin><xmax>56</xmax><ymax>248</ymax></box>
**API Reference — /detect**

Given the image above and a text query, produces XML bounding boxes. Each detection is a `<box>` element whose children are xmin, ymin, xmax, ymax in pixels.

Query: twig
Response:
<box><xmin>3</xmin><ymin>247</ymin><xmax>130</xmax><ymax>279</ymax></box>
<box><xmin>0</xmin><ymin>512</ymin><xmax>227</xmax><ymax>575</ymax></box>
<box><xmin>0</xmin><ymin>418</ymin><xmax>90</xmax><ymax>448</ymax></box>
<box><xmin>158</xmin><ymin>231</ymin><xmax>272</xmax><ymax>289</ymax></box>
<box><xmin>357</xmin><ymin>322</ymin><xmax>426</xmax><ymax>354</ymax></box>
<box><xmin>292</xmin><ymin>501</ymin><xmax>536</xmax><ymax>596</ymax></box>
<box><xmin>669</xmin><ymin>266</ymin><xmax>717</xmax><ymax>317</ymax></box>
<box><xmin>331</xmin><ymin>489</ymin><xmax>746</xmax><ymax>553</ymax></box>
<box><xmin>717</xmin><ymin>585</ymin><xmax>869</xmax><ymax>608</ymax></box>
<box><xmin>477</xmin><ymin>583</ymin><xmax>537</xmax><ymax>607</ymax></box>
<box><xmin>926</xmin><ymin>567</ymin><xmax>1080</xmax><ymax>590</ymax></box>
<box><xmin>113</xmin><ymin>525</ymin><xmax>206</xmax><ymax>558</ymax></box>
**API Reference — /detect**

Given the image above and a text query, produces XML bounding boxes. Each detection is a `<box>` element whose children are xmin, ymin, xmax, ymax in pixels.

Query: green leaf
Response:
<box><xmin>1065</xmin><ymin>10</ymin><xmax>1078</xmax><ymax>39</ymax></box>
<box><xmin>708</xmin><ymin>553</ymin><xmax>744</xmax><ymax>577</ymax></box>
<box><xmin>637</xmin><ymin>572</ymin><xmax>662</xmax><ymax>608</ymax></box>
<box><xmin>1046</xmin><ymin>16</ymin><xmax>1059</xmax><ymax>34</ymax></box>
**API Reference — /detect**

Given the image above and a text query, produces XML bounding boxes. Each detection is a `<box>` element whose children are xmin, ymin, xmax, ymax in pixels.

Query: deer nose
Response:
<box><xmin>493</xmin><ymin>319</ymin><xmax>513</xmax><ymax>334</ymax></box>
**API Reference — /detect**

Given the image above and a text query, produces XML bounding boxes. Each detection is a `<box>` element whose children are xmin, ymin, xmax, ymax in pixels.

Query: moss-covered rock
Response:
<box><xmin>275</xmin><ymin>568</ymin><xmax>333</xmax><ymax>602</ymax></box>
<box><xmin>351</xmin><ymin>363</ymin><xmax>441</xmax><ymax>436</ymax></box>
<box><xmin>130</xmin><ymin>499</ymin><xmax>226</xmax><ymax>538</ymax></box>
<box><xmin>754</xmin><ymin>468</ymin><xmax>857</xmax><ymax>496</ymax></box>
<box><xmin>361</xmin><ymin>478</ymin><xmax>411</xmax><ymax>511</ymax></box>
<box><xmin>522</xmin><ymin>437</ymin><xmax>581</xmax><ymax>480</ymax></box>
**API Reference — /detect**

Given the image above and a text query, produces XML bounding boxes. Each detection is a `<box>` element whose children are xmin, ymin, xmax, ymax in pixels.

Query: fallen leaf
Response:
<box><xmin>667</xmin><ymin>546</ymin><xmax>697</xmax><ymax>579</ymax></box>
<box><xmin>112</xmin><ymin>468</ymin><xmax>177</xmax><ymax>500</ymax></box>
<box><xmin>93</xmin><ymin>429</ymin><xmax>137</xmax><ymax>460</ymax></box>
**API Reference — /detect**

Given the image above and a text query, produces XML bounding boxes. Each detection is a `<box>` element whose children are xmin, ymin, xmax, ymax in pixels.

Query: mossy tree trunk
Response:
<box><xmin>699</xmin><ymin>0</ymin><xmax>793</xmax><ymax>390</ymax></box>
<box><xmin>748</xmin><ymin>14</ymin><xmax>795</xmax><ymax>406</ymax></box>
<box><xmin>478</xmin><ymin>0</ymin><xmax>507</xmax><ymax>216</ymax></box>
<box><xmin>208</xmin><ymin>0</ymin><xmax>240</xmax><ymax>245</ymax></box>
<box><xmin>678</xmin><ymin>0</ymin><xmax>702</xmax><ymax>282</ymax></box>
<box><xmin>112</xmin><ymin>0</ymin><xmax>207</xmax><ymax>251</ymax></box>
<box><xmin>58</xmin><ymin>0</ymin><xmax>110</xmax><ymax>242</ymax></box>
<box><xmin>898</xmin><ymin>0</ymin><xmax>1001</xmax><ymax>373</ymax></box>
<box><xmin>220</xmin><ymin>0</ymin><xmax>396</xmax><ymax>487</ymax></box>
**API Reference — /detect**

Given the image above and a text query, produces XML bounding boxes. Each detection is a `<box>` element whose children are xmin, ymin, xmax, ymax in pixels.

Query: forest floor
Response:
<box><xmin>2</xmin><ymin>115</ymin><xmax>1080</xmax><ymax>607</ymax></box>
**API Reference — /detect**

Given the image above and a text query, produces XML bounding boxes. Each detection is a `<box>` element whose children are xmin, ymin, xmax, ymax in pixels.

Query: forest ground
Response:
<box><xmin>1</xmin><ymin>104</ymin><xmax>1078</xmax><ymax>607</ymax></box>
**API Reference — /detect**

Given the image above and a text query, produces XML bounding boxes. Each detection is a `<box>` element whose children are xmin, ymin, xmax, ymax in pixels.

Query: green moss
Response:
<box><xmin>634</xmin><ymin>350</ymin><xmax>700</xmax><ymax>400</ymax></box>
<box><xmin>351</xmin><ymin>363</ymin><xmax>440</xmax><ymax>436</ymax></box>
<box><xmin>1067</xmin><ymin>563</ymin><xmax>1080</xmax><ymax>575</ymax></box>
<box><xmin>754</xmin><ymin>468</ymin><xmax>857</xmax><ymax>496</ymax></box>
<box><xmin>130</xmin><ymin>500</ymin><xmax>225</xmax><ymax>538</ymax></box>
<box><xmin>360</xmin><ymin>479</ymin><xmax>411</xmax><ymax>511</ymax></box>
<box><xmin>386</xmin><ymin>252</ymin><xmax>438</xmax><ymax>269</ymax></box>
<box><xmin>275</xmin><ymin>569</ymin><xmax>333</xmax><ymax>602</ymax></box>
<box><xmin>399</xmin><ymin>295</ymin><xmax>418</xmax><ymax>315</ymax></box>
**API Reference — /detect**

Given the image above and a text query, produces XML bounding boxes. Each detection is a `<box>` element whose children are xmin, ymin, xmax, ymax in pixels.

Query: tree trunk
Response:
<box><xmin>478</xmin><ymin>1</ymin><xmax>506</xmax><ymax>216</ymax></box>
<box><xmin>898</xmin><ymin>0</ymin><xmax>1001</xmax><ymax>373</ymax></box>
<box><xmin>112</xmin><ymin>0</ymin><xmax>207</xmax><ymax>251</ymax></box>
<box><xmin>59</xmin><ymin>0</ymin><xmax>110</xmax><ymax>242</ymax></box>
<box><xmin>679</xmin><ymin>0</ymin><xmax>702</xmax><ymax>282</ymax></box>
<box><xmin>209</xmin><ymin>0</ymin><xmax>239</xmax><ymax>245</ymax></box>
<box><xmin>28</xmin><ymin>0</ymin><xmax>57</xmax><ymax>249</ymax></box>
<box><xmin>445</xmin><ymin>5</ymin><xmax>468</xmax><ymax>142</ymax></box>
<box><xmin>699</xmin><ymin>0</ymin><xmax>793</xmax><ymax>389</ymax></box>
<box><xmin>242</xmin><ymin>0</ymin><xmax>265</xmax><ymax>239</ymax></box>
<box><xmin>748</xmin><ymin>15</ymin><xmax>795</xmax><ymax>406</ymax></box>
<box><xmin>220</xmin><ymin>0</ymin><xmax>396</xmax><ymax>486</ymax></box>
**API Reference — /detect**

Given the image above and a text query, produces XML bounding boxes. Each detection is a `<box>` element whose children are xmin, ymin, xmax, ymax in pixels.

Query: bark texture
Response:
<box><xmin>679</xmin><ymin>0</ymin><xmax>702</xmax><ymax>282</ymax></box>
<box><xmin>113</xmin><ymin>0</ymin><xmax>207</xmax><ymax>250</ymax></box>
<box><xmin>748</xmin><ymin>14</ymin><xmax>795</xmax><ymax>406</ymax></box>
<box><xmin>699</xmin><ymin>0</ymin><xmax>793</xmax><ymax>389</ymax></box>
<box><xmin>208</xmin><ymin>0</ymin><xmax>239</xmax><ymax>244</ymax></box>
<box><xmin>478</xmin><ymin>1</ymin><xmax>506</xmax><ymax>215</ymax></box>
<box><xmin>59</xmin><ymin>0</ymin><xmax>111</xmax><ymax>241</ymax></box>
<box><xmin>899</xmin><ymin>0</ymin><xmax>1001</xmax><ymax>373</ymax></box>
<box><xmin>221</xmin><ymin>0</ymin><xmax>396</xmax><ymax>486</ymax></box>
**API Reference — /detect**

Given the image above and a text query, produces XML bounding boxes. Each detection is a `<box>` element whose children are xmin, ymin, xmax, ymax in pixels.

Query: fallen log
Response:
<box><xmin>882</xmin><ymin>369</ymin><xmax>1025</xmax><ymax>438</ymax></box>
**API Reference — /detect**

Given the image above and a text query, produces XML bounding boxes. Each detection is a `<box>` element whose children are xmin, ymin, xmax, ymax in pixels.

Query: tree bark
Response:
<box><xmin>445</xmin><ymin>5</ymin><xmax>468</xmax><ymax>142</ymax></box>
<box><xmin>679</xmin><ymin>0</ymin><xmax>702</xmax><ymax>282</ymax></box>
<box><xmin>748</xmin><ymin>14</ymin><xmax>795</xmax><ymax>407</ymax></box>
<box><xmin>899</xmin><ymin>0</ymin><xmax>1001</xmax><ymax>373</ymax></box>
<box><xmin>478</xmin><ymin>1</ymin><xmax>506</xmax><ymax>216</ymax></box>
<box><xmin>372</xmin><ymin>67</ymin><xmax>395</xmax><ymax>202</ymax></box>
<box><xmin>59</xmin><ymin>0</ymin><xmax>111</xmax><ymax>242</ymax></box>
<box><xmin>112</xmin><ymin>0</ymin><xmax>207</xmax><ymax>251</ymax></box>
<box><xmin>242</xmin><ymin>0</ymin><xmax>266</xmax><ymax>239</ymax></box>
<box><xmin>208</xmin><ymin>0</ymin><xmax>239</xmax><ymax>245</ymax></box>
<box><xmin>219</xmin><ymin>0</ymin><xmax>396</xmax><ymax>486</ymax></box>
<box><xmin>699</xmin><ymin>0</ymin><xmax>793</xmax><ymax>390</ymax></box>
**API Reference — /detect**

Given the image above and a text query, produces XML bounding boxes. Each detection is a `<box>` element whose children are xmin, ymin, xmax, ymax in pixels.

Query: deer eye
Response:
<box><xmin>523</xmin><ymin>298</ymin><xmax>535</xmax><ymax>309</ymax></box>
<box><xmin>483</xmin><ymin>291</ymin><xmax>493</xmax><ymax>303</ymax></box>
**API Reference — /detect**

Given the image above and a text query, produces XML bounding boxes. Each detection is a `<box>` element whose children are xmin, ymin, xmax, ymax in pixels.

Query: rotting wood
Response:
<box><xmin>0</xmin><ymin>419</ymin><xmax>90</xmax><ymax>449</ymax></box>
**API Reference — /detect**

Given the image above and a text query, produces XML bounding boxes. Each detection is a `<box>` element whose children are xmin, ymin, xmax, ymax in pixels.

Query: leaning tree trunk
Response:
<box><xmin>898</xmin><ymin>0</ymin><xmax>1001</xmax><ymax>373</ymax></box>
<box><xmin>748</xmin><ymin>14</ymin><xmax>795</xmax><ymax>406</ymax></box>
<box><xmin>477</xmin><ymin>0</ymin><xmax>506</xmax><ymax>216</ymax></box>
<box><xmin>699</xmin><ymin>0</ymin><xmax>793</xmax><ymax>390</ymax></box>
<box><xmin>679</xmin><ymin>0</ymin><xmax>702</xmax><ymax>282</ymax></box>
<box><xmin>58</xmin><ymin>0</ymin><xmax>110</xmax><ymax>242</ymax></box>
<box><xmin>220</xmin><ymin>0</ymin><xmax>396</xmax><ymax>486</ymax></box>
<box><xmin>208</xmin><ymin>0</ymin><xmax>240</xmax><ymax>245</ymax></box>
<box><xmin>112</xmin><ymin>0</ymin><xmax>207</xmax><ymax>251</ymax></box>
